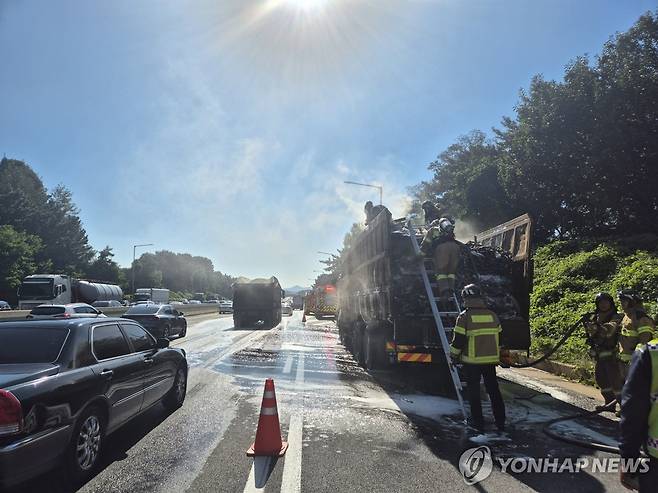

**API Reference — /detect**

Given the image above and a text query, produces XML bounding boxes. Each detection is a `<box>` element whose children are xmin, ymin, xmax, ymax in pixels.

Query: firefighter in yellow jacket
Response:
<box><xmin>420</xmin><ymin>217</ymin><xmax>462</xmax><ymax>300</ymax></box>
<box><xmin>617</xmin><ymin>290</ymin><xmax>655</xmax><ymax>372</ymax></box>
<box><xmin>450</xmin><ymin>284</ymin><xmax>505</xmax><ymax>432</ymax></box>
<box><xmin>582</xmin><ymin>292</ymin><xmax>624</xmax><ymax>410</ymax></box>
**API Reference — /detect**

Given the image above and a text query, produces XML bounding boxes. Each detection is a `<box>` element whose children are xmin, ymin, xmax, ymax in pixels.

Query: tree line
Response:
<box><xmin>411</xmin><ymin>11</ymin><xmax>658</xmax><ymax>244</ymax></box>
<box><xmin>0</xmin><ymin>158</ymin><xmax>235</xmax><ymax>303</ymax></box>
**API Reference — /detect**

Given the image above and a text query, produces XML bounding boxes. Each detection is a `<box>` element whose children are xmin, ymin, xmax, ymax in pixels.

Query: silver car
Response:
<box><xmin>26</xmin><ymin>303</ymin><xmax>108</xmax><ymax>320</ymax></box>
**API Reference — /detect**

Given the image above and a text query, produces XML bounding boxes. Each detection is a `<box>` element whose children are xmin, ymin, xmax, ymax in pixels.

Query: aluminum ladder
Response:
<box><xmin>407</xmin><ymin>220</ymin><xmax>467</xmax><ymax>421</ymax></box>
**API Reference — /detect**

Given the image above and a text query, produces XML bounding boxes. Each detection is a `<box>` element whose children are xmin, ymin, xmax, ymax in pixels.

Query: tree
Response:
<box><xmin>86</xmin><ymin>246</ymin><xmax>124</xmax><ymax>285</ymax></box>
<box><xmin>0</xmin><ymin>225</ymin><xmax>50</xmax><ymax>304</ymax></box>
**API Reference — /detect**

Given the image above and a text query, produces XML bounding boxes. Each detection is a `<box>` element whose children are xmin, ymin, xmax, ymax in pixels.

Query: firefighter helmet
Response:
<box><xmin>462</xmin><ymin>284</ymin><xmax>481</xmax><ymax>298</ymax></box>
<box><xmin>595</xmin><ymin>292</ymin><xmax>614</xmax><ymax>306</ymax></box>
<box><xmin>438</xmin><ymin>217</ymin><xmax>455</xmax><ymax>234</ymax></box>
<box><xmin>617</xmin><ymin>289</ymin><xmax>642</xmax><ymax>306</ymax></box>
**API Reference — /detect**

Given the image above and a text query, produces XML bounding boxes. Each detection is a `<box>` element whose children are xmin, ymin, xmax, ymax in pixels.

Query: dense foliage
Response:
<box><xmin>530</xmin><ymin>236</ymin><xmax>658</xmax><ymax>373</ymax></box>
<box><xmin>413</xmin><ymin>11</ymin><xmax>658</xmax><ymax>242</ymax></box>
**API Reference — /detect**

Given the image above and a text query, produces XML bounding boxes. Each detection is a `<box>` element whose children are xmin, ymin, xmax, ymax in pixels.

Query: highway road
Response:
<box><xmin>15</xmin><ymin>312</ymin><xmax>627</xmax><ymax>492</ymax></box>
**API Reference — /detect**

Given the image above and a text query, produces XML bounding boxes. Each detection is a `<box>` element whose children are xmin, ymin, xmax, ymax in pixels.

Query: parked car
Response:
<box><xmin>121</xmin><ymin>304</ymin><xmax>187</xmax><ymax>339</ymax></box>
<box><xmin>26</xmin><ymin>303</ymin><xmax>107</xmax><ymax>320</ymax></box>
<box><xmin>0</xmin><ymin>318</ymin><xmax>188</xmax><ymax>488</ymax></box>
<box><xmin>218</xmin><ymin>299</ymin><xmax>233</xmax><ymax>314</ymax></box>
<box><xmin>281</xmin><ymin>301</ymin><xmax>293</xmax><ymax>317</ymax></box>
<box><xmin>92</xmin><ymin>300</ymin><xmax>123</xmax><ymax>308</ymax></box>
<box><xmin>188</xmin><ymin>300</ymin><xmax>202</xmax><ymax>305</ymax></box>
<box><xmin>0</xmin><ymin>301</ymin><xmax>11</xmax><ymax>311</ymax></box>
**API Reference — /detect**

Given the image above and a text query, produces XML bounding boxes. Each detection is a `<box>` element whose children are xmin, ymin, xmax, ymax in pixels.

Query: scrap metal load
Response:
<box><xmin>337</xmin><ymin>210</ymin><xmax>532</xmax><ymax>373</ymax></box>
<box><xmin>232</xmin><ymin>276</ymin><xmax>283</xmax><ymax>328</ymax></box>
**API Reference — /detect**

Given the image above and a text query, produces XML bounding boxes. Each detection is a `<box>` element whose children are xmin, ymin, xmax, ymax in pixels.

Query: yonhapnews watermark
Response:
<box><xmin>459</xmin><ymin>446</ymin><xmax>650</xmax><ymax>485</ymax></box>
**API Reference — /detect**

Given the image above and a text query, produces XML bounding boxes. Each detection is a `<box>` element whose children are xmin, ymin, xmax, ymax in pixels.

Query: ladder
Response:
<box><xmin>407</xmin><ymin>220</ymin><xmax>467</xmax><ymax>421</ymax></box>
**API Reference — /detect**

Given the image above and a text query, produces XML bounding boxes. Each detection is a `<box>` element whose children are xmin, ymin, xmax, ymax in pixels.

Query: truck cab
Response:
<box><xmin>18</xmin><ymin>274</ymin><xmax>71</xmax><ymax>310</ymax></box>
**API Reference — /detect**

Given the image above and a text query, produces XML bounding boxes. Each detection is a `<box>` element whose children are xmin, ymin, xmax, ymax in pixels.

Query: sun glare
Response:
<box><xmin>282</xmin><ymin>0</ymin><xmax>330</xmax><ymax>13</ymax></box>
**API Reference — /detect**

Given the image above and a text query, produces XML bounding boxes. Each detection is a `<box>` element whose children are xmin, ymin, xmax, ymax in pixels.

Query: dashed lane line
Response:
<box><xmin>281</xmin><ymin>353</ymin><xmax>305</xmax><ymax>493</ymax></box>
<box><xmin>283</xmin><ymin>355</ymin><xmax>294</xmax><ymax>374</ymax></box>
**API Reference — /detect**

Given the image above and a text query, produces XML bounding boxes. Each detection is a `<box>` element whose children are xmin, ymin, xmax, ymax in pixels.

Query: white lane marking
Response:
<box><xmin>281</xmin><ymin>353</ymin><xmax>305</xmax><ymax>493</ymax></box>
<box><xmin>295</xmin><ymin>353</ymin><xmax>305</xmax><ymax>383</ymax></box>
<box><xmin>243</xmin><ymin>456</ymin><xmax>272</xmax><ymax>493</ymax></box>
<box><xmin>283</xmin><ymin>355</ymin><xmax>294</xmax><ymax>374</ymax></box>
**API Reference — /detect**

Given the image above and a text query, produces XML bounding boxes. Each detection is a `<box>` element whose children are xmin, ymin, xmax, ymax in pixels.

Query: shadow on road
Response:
<box><xmin>10</xmin><ymin>403</ymin><xmax>176</xmax><ymax>493</ymax></box>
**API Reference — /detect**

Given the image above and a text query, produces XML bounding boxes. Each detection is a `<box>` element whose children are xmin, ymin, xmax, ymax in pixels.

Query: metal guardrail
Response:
<box><xmin>0</xmin><ymin>303</ymin><xmax>222</xmax><ymax>322</ymax></box>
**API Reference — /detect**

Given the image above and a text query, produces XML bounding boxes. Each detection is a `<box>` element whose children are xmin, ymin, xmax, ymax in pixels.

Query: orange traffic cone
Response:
<box><xmin>246</xmin><ymin>379</ymin><xmax>288</xmax><ymax>457</ymax></box>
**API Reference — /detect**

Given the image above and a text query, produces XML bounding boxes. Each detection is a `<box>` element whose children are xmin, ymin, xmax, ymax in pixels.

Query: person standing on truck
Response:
<box><xmin>420</xmin><ymin>217</ymin><xmax>462</xmax><ymax>300</ymax></box>
<box><xmin>421</xmin><ymin>200</ymin><xmax>441</xmax><ymax>225</ymax></box>
<box><xmin>449</xmin><ymin>284</ymin><xmax>505</xmax><ymax>432</ymax></box>
<box><xmin>618</xmin><ymin>338</ymin><xmax>658</xmax><ymax>491</ymax></box>
<box><xmin>617</xmin><ymin>290</ymin><xmax>655</xmax><ymax>373</ymax></box>
<box><xmin>364</xmin><ymin>201</ymin><xmax>387</xmax><ymax>225</ymax></box>
<box><xmin>582</xmin><ymin>292</ymin><xmax>624</xmax><ymax>411</ymax></box>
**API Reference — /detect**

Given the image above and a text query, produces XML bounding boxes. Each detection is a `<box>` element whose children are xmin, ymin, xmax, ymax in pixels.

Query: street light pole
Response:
<box><xmin>343</xmin><ymin>180</ymin><xmax>383</xmax><ymax>205</ymax></box>
<box><xmin>132</xmin><ymin>243</ymin><xmax>154</xmax><ymax>295</ymax></box>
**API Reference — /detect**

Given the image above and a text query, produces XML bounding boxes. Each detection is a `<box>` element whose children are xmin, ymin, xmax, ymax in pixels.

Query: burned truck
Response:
<box><xmin>232</xmin><ymin>277</ymin><xmax>283</xmax><ymax>328</ymax></box>
<box><xmin>337</xmin><ymin>211</ymin><xmax>532</xmax><ymax>375</ymax></box>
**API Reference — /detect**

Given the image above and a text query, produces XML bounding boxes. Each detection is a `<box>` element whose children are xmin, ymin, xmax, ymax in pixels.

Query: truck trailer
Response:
<box><xmin>134</xmin><ymin>288</ymin><xmax>170</xmax><ymax>304</ymax></box>
<box><xmin>18</xmin><ymin>274</ymin><xmax>123</xmax><ymax>310</ymax></box>
<box><xmin>232</xmin><ymin>277</ymin><xmax>283</xmax><ymax>328</ymax></box>
<box><xmin>337</xmin><ymin>211</ymin><xmax>532</xmax><ymax>383</ymax></box>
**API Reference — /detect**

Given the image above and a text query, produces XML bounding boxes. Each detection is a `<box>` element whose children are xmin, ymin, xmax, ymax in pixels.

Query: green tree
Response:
<box><xmin>0</xmin><ymin>225</ymin><xmax>51</xmax><ymax>304</ymax></box>
<box><xmin>86</xmin><ymin>246</ymin><xmax>124</xmax><ymax>285</ymax></box>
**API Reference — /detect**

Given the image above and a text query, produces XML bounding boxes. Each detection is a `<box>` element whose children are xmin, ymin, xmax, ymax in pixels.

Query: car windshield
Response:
<box><xmin>125</xmin><ymin>305</ymin><xmax>160</xmax><ymax>315</ymax></box>
<box><xmin>0</xmin><ymin>327</ymin><xmax>69</xmax><ymax>363</ymax></box>
<box><xmin>18</xmin><ymin>280</ymin><xmax>54</xmax><ymax>299</ymax></box>
<box><xmin>30</xmin><ymin>306</ymin><xmax>65</xmax><ymax>315</ymax></box>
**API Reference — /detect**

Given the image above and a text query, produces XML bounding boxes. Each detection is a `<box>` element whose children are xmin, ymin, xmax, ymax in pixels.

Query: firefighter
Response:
<box><xmin>364</xmin><ymin>201</ymin><xmax>386</xmax><ymax>225</ymax></box>
<box><xmin>450</xmin><ymin>284</ymin><xmax>506</xmax><ymax>432</ymax></box>
<box><xmin>582</xmin><ymin>292</ymin><xmax>624</xmax><ymax>411</ymax></box>
<box><xmin>420</xmin><ymin>217</ymin><xmax>462</xmax><ymax>299</ymax></box>
<box><xmin>421</xmin><ymin>200</ymin><xmax>441</xmax><ymax>225</ymax></box>
<box><xmin>619</xmin><ymin>338</ymin><xmax>658</xmax><ymax>491</ymax></box>
<box><xmin>617</xmin><ymin>290</ymin><xmax>655</xmax><ymax>373</ymax></box>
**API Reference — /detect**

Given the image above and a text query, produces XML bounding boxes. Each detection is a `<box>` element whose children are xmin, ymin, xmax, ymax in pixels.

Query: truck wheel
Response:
<box><xmin>365</xmin><ymin>332</ymin><xmax>385</xmax><ymax>370</ymax></box>
<box><xmin>354</xmin><ymin>326</ymin><xmax>366</xmax><ymax>366</ymax></box>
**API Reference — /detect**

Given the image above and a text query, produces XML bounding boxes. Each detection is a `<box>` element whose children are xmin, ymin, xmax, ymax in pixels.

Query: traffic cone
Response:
<box><xmin>246</xmin><ymin>379</ymin><xmax>288</xmax><ymax>457</ymax></box>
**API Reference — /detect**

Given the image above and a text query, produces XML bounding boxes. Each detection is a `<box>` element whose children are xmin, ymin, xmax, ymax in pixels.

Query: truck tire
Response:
<box><xmin>364</xmin><ymin>331</ymin><xmax>386</xmax><ymax>370</ymax></box>
<box><xmin>353</xmin><ymin>323</ymin><xmax>366</xmax><ymax>366</ymax></box>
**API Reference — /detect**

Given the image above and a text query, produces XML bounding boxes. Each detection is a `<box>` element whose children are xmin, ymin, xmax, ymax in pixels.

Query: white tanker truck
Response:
<box><xmin>18</xmin><ymin>274</ymin><xmax>123</xmax><ymax>310</ymax></box>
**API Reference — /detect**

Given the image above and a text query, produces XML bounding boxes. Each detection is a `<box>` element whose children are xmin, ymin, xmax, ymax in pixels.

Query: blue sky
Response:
<box><xmin>1</xmin><ymin>0</ymin><xmax>654</xmax><ymax>286</ymax></box>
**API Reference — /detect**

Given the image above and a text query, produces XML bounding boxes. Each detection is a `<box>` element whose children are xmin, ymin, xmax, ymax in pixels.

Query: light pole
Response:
<box><xmin>343</xmin><ymin>180</ymin><xmax>383</xmax><ymax>205</ymax></box>
<box><xmin>317</xmin><ymin>251</ymin><xmax>334</xmax><ymax>256</ymax></box>
<box><xmin>132</xmin><ymin>243</ymin><xmax>154</xmax><ymax>295</ymax></box>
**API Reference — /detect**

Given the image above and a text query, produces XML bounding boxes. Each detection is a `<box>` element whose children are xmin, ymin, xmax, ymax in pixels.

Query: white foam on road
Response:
<box><xmin>281</xmin><ymin>353</ymin><xmax>305</xmax><ymax>493</ymax></box>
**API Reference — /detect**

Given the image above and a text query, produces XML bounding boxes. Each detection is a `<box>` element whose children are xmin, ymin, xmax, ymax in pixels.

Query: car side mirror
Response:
<box><xmin>156</xmin><ymin>338</ymin><xmax>170</xmax><ymax>349</ymax></box>
<box><xmin>178</xmin><ymin>311</ymin><xmax>184</xmax><ymax>317</ymax></box>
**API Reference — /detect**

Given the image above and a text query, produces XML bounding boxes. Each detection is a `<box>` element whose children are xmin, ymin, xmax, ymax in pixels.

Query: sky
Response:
<box><xmin>0</xmin><ymin>0</ymin><xmax>655</xmax><ymax>287</ymax></box>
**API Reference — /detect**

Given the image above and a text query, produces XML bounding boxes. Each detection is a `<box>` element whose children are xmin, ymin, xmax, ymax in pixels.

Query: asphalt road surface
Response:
<box><xmin>15</xmin><ymin>312</ymin><xmax>627</xmax><ymax>492</ymax></box>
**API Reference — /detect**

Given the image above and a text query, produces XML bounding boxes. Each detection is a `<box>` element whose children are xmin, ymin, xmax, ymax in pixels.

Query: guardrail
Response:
<box><xmin>0</xmin><ymin>303</ymin><xmax>221</xmax><ymax>322</ymax></box>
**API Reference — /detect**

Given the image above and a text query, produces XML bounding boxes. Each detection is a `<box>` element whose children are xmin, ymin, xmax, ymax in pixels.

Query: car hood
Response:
<box><xmin>0</xmin><ymin>363</ymin><xmax>60</xmax><ymax>388</ymax></box>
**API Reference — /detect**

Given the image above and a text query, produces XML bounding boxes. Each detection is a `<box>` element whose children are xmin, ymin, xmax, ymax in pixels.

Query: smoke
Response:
<box><xmin>455</xmin><ymin>219</ymin><xmax>481</xmax><ymax>243</ymax></box>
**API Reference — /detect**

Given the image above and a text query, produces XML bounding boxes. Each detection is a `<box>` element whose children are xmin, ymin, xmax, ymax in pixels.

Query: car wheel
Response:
<box><xmin>163</xmin><ymin>325</ymin><xmax>171</xmax><ymax>339</ymax></box>
<box><xmin>179</xmin><ymin>324</ymin><xmax>187</xmax><ymax>338</ymax></box>
<box><xmin>163</xmin><ymin>364</ymin><xmax>187</xmax><ymax>411</ymax></box>
<box><xmin>66</xmin><ymin>405</ymin><xmax>105</xmax><ymax>485</ymax></box>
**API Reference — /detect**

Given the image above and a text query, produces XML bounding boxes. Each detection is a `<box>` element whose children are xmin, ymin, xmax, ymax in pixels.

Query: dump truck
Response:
<box><xmin>337</xmin><ymin>211</ymin><xmax>532</xmax><ymax>380</ymax></box>
<box><xmin>303</xmin><ymin>284</ymin><xmax>338</xmax><ymax>319</ymax></box>
<box><xmin>18</xmin><ymin>274</ymin><xmax>123</xmax><ymax>310</ymax></box>
<box><xmin>232</xmin><ymin>277</ymin><xmax>283</xmax><ymax>328</ymax></box>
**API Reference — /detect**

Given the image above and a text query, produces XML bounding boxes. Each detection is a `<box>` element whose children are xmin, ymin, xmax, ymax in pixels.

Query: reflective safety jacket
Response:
<box><xmin>619</xmin><ymin>308</ymin><xmax>655</xmax><ymax>363</ymax></box>
<box><xmin>583</xmin><ymin>310</ymin><xmax>622</xmax><ymax>360</ymax></box>
<box><xmin>647</xmin><ymin>341</ymin><xmax>658</xmax><ymax>458</ymax></box>
<box><xmin>450</xmin><ymin>298</ymin><xmax>502</xmax><ymax>365</ymax></box>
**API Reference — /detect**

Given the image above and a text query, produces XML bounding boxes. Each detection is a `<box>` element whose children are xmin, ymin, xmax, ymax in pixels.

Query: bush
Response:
<box><xmin>529</xmin><ymin>239</ymin><xmax>658</xmax><ymax>375</ymax></box>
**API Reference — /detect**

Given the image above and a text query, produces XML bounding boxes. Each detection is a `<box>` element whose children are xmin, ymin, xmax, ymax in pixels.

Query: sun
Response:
<box><xmin>281</xmin><ymin>0</ymin><xmax>330</xmax><ymax>12</ymax></box>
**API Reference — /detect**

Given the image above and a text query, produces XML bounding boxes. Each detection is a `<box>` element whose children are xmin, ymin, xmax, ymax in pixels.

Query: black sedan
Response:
<box><xmin>121</xmin><ymin>304</ymin><xmax>187</xmax><ymax>339</ymax></box>
<box><xmin>0</xmin><ymin>318</ymin><xmax>188</xmax><ymax>488</ymax></box>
